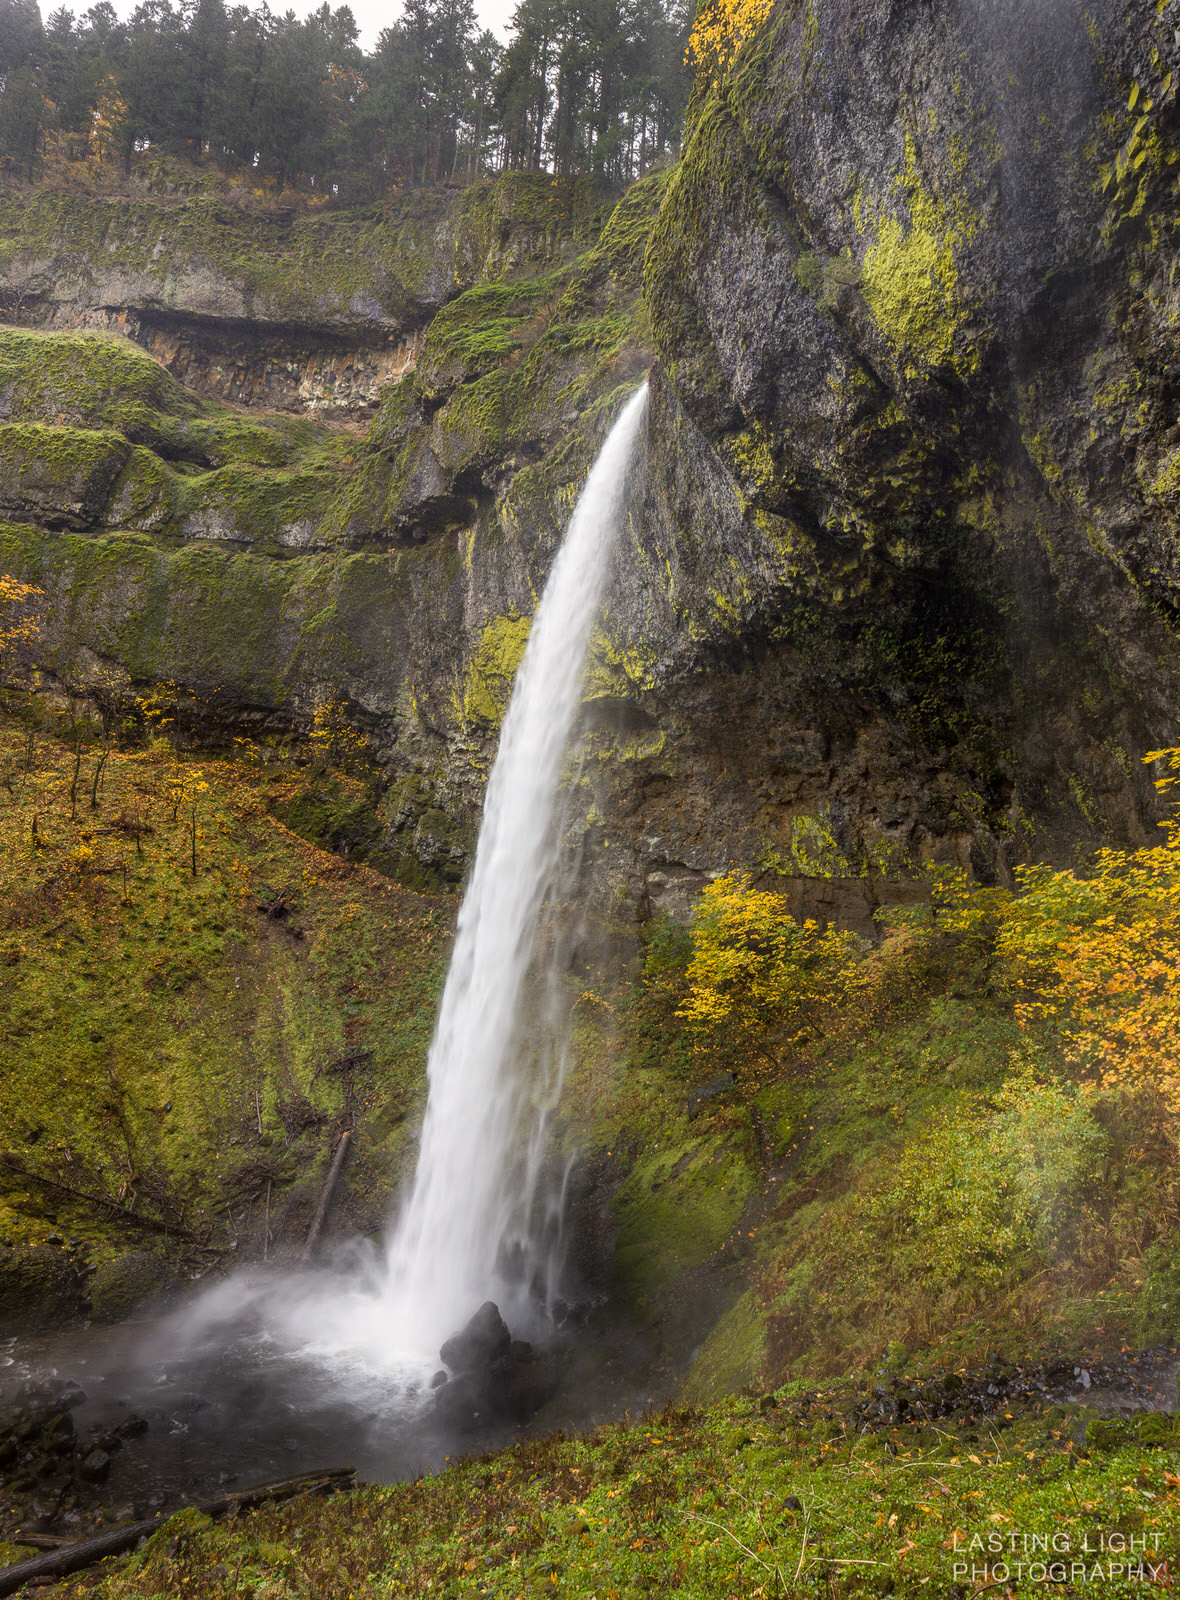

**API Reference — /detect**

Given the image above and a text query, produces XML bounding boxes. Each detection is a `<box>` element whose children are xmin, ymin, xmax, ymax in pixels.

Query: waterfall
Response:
<box><xmin>378</xmin><ymin>382</ymin><xmax>650</xmax><ymax>1353</ymax></box>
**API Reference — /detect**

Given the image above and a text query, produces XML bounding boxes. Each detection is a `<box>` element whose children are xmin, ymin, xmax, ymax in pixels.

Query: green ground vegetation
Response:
<box><xmin>0</xmin><ymin>706</ymin><xmax>449</xmax><ymax>1262</ymax></box>
<box><xmin>36</xmin><ymin>1391</ymin><xmax>1180</xmax><ymax>1598</ymax></box>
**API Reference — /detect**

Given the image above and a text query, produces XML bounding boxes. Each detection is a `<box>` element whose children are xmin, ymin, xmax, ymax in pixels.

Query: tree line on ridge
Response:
<box><xmin>0</xmin><ymin>0</ymin><xmax>691</xmax><ymax>195</ymax></box>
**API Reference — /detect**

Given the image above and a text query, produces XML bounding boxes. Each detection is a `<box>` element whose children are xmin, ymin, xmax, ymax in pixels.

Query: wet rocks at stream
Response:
<box><xmin>748</xmin><ymin>1346</ymin><xmax>1180</xmax><ymax>1461</ymax></box>
<box><xmin>853</xmin><ymin>1347</ymin><xmax>1180</xmax><ymax>1432</ymax></box>
<box><xmin>431</xmin><ymin>1302</ymin><xmax>559</xmax><ymax>1433</ymax></box>
<box><xmin>0</xmin><ymin>1377</ymin><xmax>152</xmax><ymax>1541</ymax></box>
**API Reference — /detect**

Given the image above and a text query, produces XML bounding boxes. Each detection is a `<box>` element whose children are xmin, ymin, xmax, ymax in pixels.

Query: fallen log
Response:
<box><xmin>0</xmin><ymin>1465</ymin><xmax>356</xmax><ymax>1596</ymax></box>
<box><xmin>302</xmin><ymin>1129</ymin><xmax>352</xmax><ymax>1260</ymax></box>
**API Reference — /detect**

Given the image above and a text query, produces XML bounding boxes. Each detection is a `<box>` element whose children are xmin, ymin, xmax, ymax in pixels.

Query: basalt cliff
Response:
<box><xmin>1</xmin><ymin>0</ymin><xmax>1177</xmax><ymax>926</ymax></box>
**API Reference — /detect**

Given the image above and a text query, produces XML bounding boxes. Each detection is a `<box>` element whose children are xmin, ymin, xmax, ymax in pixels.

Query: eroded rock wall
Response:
<box><xmin>593</xmin><ymin>0</ymin><xmax>1180</xmax><ymax>908</ymax></box>
<box><xmin>5</xmin><ymin>0</ymin><xmax>1180</xmax><ymax>912</ymax></box>
<box><xmin>0</xmin><ymin>178</ymin><xmax>613</xmax><ymax>417</ymax></box>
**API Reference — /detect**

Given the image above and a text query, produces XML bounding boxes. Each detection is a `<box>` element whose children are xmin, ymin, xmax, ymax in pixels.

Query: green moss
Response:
<box><xmin>454</xmin><ymin>612</ymin><xmax>532</xmax><ymax>728</ymax></box>
<box><xmin>1148</xmin><ymin>447</ymin><xmax>1180</xmax><ymax>500</ymax></box>
<box><xmin>857</xmin><ymin>132</ymin><xmax>982</xmax><ymax>377</ymax></box>
<box><xmin>0</xmin><ymin>174</ymin><xmax>617</xmax><ymax>348</ymax></box>
<box><xmin>0</xmin><ymin>327</ymin><xmax>355</xmax><ymax>545</ymax></box>
<box><xmin>0</xmin><ymin>716</ymin><xmax>450</xmax><ymax>1260</ymax></box>
<box><xmin>0</xmin><ymin>325</ymin><xmax>193</xmax><ymax>432</ymax></box>
<box><xmin>0</xmin><ymin>421</ymin><xmax>130</xmax><ymax>527</ymax></box>
<box><xmin>89</xmin><ymin>1250</ymin><xmax>173</xmax><ymax>1322</ymax></box>
<box><xmin>610</xmin><ymin>1135</ymin><xmax>755</xmax><ymax>1318</ymax></box>
<box><xmin>177</xmin><ymin>459</ymin><xmax>339</xmax><ymax>547</ymax></box>
<box><xmin>679</xmin><ymin>1287</ymin><xmax>766</xmax><ymax>1402</ymax></box>
<box><xmin>415</xmin><ymin>279</ymin><xmax>554</xmax><ymax>398</ymax></box>
<box><xmin>583</xmin><ymin>628</ymin><xmax>661</xmax><ymax>702</ymax></box>
<box><xmin>781</xmin><ymin>807</ymin><xmax>856</xmax><ymax>879</ymax></box>
<box><xmin>108</xmin><ymin>444</ymin><xmax>179</xmax><ymax>531</ymax></box>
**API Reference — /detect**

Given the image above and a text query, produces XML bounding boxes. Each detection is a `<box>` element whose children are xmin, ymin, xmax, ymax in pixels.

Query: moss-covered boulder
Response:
<box><xmin>0</xmin><ymin>424</ymin><xmax>130</xmax><ymax>530</ymax></box>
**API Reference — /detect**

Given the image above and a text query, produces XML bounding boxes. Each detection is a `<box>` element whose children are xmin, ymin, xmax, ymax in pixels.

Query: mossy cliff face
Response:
<box><xmin>9</xmin><ymin>4</ymin><xmax>1180</xmax><ymax>911</ymax></box>
<box><xmin>0</xmin><ymin>174</ymin><xmax>662</xmax><ymax>892</ymax></box>
<box><xmin>0</xmin><ymin>176</ymin><xmax>612</xmax><ymax>418</ymax></box>
<box><xmin>581</xmin><ymin>0</ymin><xmax>1180</xmax><ymax>913</ymax></box>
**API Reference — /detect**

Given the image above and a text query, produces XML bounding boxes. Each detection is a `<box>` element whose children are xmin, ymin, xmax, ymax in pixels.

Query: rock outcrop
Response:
<box><xmin>431</xmin><ymin>1301</ymin><xmax>559</xmax><ymax>1430</ymax></box>
<box><xmin>4</xmin><ymin>2</ymin><xmax>1180</xmax><ymax>907</ymax></box>
<box><xmin>0</xmin><ymin>179</ymin><xmax>611</xmax><ymax>419</ymax></box>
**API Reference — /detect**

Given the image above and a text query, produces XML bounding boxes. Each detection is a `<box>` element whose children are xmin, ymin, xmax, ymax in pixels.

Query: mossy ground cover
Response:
<box><xmin>33</xmin><ymin>1389</ymin><xmax>1180</xmax><ymax>1597</ymax></box>
<box><xmin>0</xmin><ymin>710</ymin><xmax>449</xmax><ymax>1260</ymax></box>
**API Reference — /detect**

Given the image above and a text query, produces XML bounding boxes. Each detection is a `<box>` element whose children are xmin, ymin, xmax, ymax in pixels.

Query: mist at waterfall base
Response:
<box><xmin>0</xmin><ymin>383</ymin><xmax>652</xmax><ymax>1498</ymax></box>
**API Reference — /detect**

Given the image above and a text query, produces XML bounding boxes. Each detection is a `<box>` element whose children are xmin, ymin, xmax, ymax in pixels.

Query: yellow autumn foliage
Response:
<box><xmin>686</xmin><ymin>0</ymin><xmax>775</xmax><ymax>82</ymax></box>
<box><xmin>309</xmin><ymin>698</ymin><xmax>370</xmax><ymax>775</ymax></box>
<box><xmin>995</xmin><ymin>748</ymin><xmax>1180</xmax><ymax>1123</ymax></box>
<box><xmin>0</xmin><ymin>574</ymin><xmax>42</xmax><ymax>685</ymax></box>
<box><xmin>917</xmin><ymin>748</ymin><xmax>1180</xmax><ymax>1129</ymax></box>
<box><xmin>678</xmin><ymin>872</ymin><xmax>863</xmax><ymax>1073</ymax></box>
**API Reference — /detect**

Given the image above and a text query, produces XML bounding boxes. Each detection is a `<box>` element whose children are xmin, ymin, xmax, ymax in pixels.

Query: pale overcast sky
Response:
<box><xmin>347</xmin><ymin>0</ymin><xmax>518</xmax><ymax>45</ymax></box>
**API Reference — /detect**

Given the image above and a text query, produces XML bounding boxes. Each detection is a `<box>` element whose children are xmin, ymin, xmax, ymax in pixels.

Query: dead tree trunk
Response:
<box><xmin>302</xmin><ymin>1129</ymin><xmax>352</xmax><ymax>1260</ymax></box>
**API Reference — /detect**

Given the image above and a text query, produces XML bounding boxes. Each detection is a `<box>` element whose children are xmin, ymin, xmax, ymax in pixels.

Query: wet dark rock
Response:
<box><xmin>685</xmin><ymin>1075</ymin><xmax>736</xmax><ymax>1120</ymax></box>
<box><xmin>88</xmin><ymin>1252</ymin><xmax>175</xmax><ymax>1323</ymax></box>
<box><xmin>431</xmin><ymin>1302</ymin><xmax>560</xmax><ymax>1432</ymax></box>
<box><xmin>0</xmin><ymin>1245</ymin><xmax>89</xmax><ymax>1338</ymax></box>
<box><xmin>79</xmin><ymin>1449</ymin><xmax>111</xmax><ymax>1482</ymax></box>
<box><xmin>0</xmin><ymin>1376</ymin><xmax>167</xmax><ymax>1544</ymax></box>
<box><xmin>847</xmin><ymin>1348</ymin><xmax>1179</xmax><ymax>1438</ymax></box>
<box><xmin>431</xmin><ymin>1372</ymin><xmax>491</xmax><ymax>1430</ymax></box>
<box><xmin>439</xmin><ymin>1301</ymin><xmax>511</xmax><ymax>1376</ymax></box>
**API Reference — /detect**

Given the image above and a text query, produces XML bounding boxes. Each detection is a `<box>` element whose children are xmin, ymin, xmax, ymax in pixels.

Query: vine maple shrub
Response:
<box><xmin>675</xmin><ymin>748</ymin><xmax>1180</xmax><ymax>1125</ymax></box>
<box><xmin>686</xmin><ymin>0</ymin><xmax>775</xmax><ymax>80</ymax></box>
<box><xmin>0</xmin><ymin>574</ymin><xmax>42</xmax><ymax>686</ymax></box>
<box><xmin>996</xmin><ymin>747</ymin><xmax>1180</xmax><ymax>1129</ymax></box>
<box><xmin>677</xmin><ymin>872</ymin><xmax>862</xmax><ymax>1075</ymax></box>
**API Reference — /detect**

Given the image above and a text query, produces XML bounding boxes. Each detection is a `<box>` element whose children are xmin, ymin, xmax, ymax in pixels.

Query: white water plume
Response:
<box><xmin>376</xmin><ymin>381</ymin><xmax>650</xmax><ymax>1353</ymax></box>
<box><xmin>151</xmin><ymin>383</ymin><xmax>648</xmax><ymax>1400</ymax></box>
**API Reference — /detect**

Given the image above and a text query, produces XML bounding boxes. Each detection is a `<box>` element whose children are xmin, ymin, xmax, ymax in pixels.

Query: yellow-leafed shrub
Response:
<box><xmin>677</xmin><ymin>872</ymin><xmax>863</xmax><ymax>1075</ymax></box>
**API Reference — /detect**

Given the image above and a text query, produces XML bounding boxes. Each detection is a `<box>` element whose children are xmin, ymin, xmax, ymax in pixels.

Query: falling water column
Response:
<box><xmin>381</xmin><ymin>382</ymin><xmax>651</xmax><ymax>1354</ymax></box>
